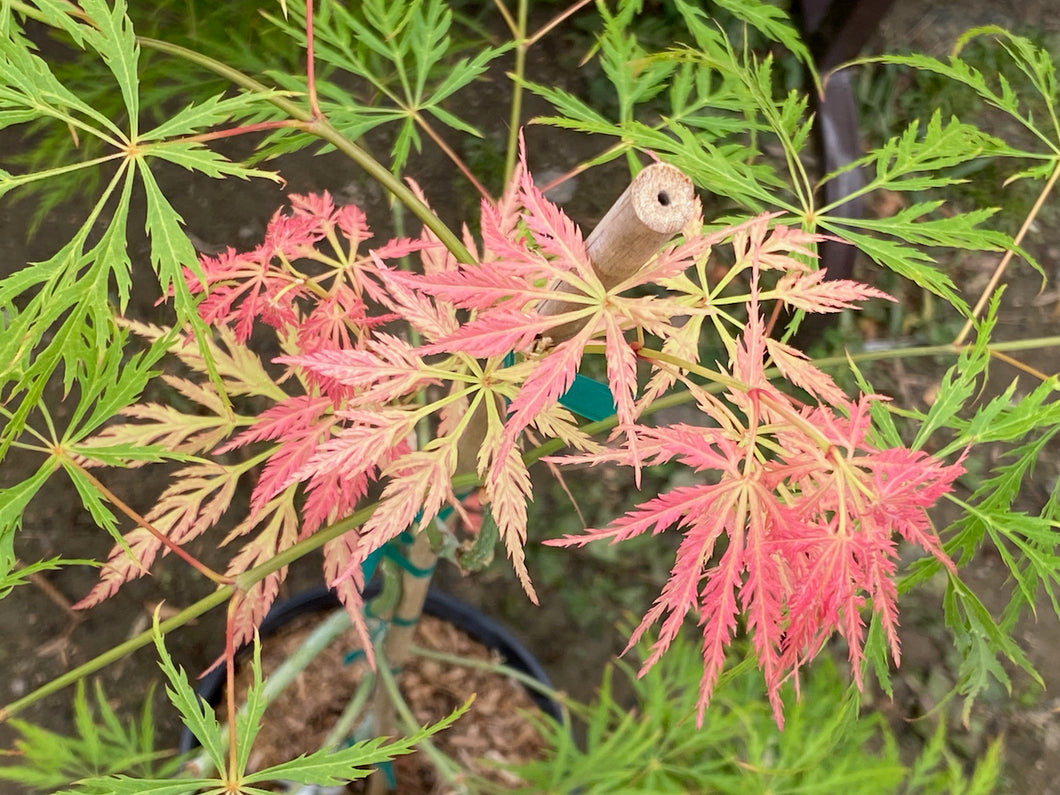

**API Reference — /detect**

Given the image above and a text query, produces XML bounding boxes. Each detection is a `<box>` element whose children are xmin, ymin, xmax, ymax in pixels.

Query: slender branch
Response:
<box><xmin>225</xmin><ymin>599</ymin><xmax>239</xmax><ymax>785</ymax></box>
<box><xmin>20</xmin><ymin>561</ymin><xmax>81</xmax><ymax>621</ymax></box>
<box><xmin>0</xmin><ymin>586</ymin><xmax>234</xmax><ymax>720</ymax></box>
<box><xmin>491</xmin><ymin>0</ymin><xmax>518</xmax><ymax>37</ymax></box>
<box><xmin>989</xmin><ymin>348</ymin><xmax>1052</xmax><ymax>381</ymax></box>
<box><xmin>954</xmin><ymin>157</ymin><xmax>1060</xmax><ymax>346</ymax></box>
<box><xmin>66</xmin><ymin>458</ymin><xmax>232</xmax><ymax>586</ymax></box>
<box><xmin>504</xmin><ymin>0</ymin><xmax>529</xmax><ymax>183</ymax></box>
<box><xmin>414</xmin><ymin>113</ymin><xmax>493</xmax><ymax>201</ymax></box>
<box><xmin>526</xmin><ymin>0</ymin><xmax>594</xmax><ymax>47</ymax></box>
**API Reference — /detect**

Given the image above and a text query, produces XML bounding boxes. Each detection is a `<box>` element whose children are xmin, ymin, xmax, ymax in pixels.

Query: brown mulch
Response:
<box><xmin>221</xmin><ymin>609</ymin><xmax>548</xmax><ymax>793</ymax></box>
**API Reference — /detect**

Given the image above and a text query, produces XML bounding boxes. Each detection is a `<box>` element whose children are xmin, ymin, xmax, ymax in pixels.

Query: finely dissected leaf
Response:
<box><xmin>945</xmin><ymin>577</ymin><xmax>1041</xmax><ymax>724</ymax></box>
<box><xmin>284</xmin><ymin>336</ymin><xmax>437</xmax><ymax>404</ymax></box>
<box><xmin>60</xmin><ymin>324</ymin><xmax>172</xmax><ymax>448</ymax></box>
<box><xmin>151</xmin><ymin>610</ymin><xmax>226</xmax><ymax>778</ymax></box>
<box><xmin>136</xmin><ymin>160</ymin><xmax>204</xmax><ymax>302</ymax></box>
<box><xmin>482</xmin><ymin>444</ymin><xmax>536</xmax><ymax>601</ymax></box>
<box><xmin>911</xmin><ymin>314</ymin><xmax>993</xmax><ymax>451</ymax></box>
<box><xmin>292</xmin><ymin>407</ymin><xmax>416</xmax><ymax>495</ymax></box>
<box><xmin>79</xmin><ymin>0</ymin><xmax>139</xmax><ymax>136</ymax></box>
<box><xmin>867</xmin><ymin>31</ymin><xmax>1060</xmax><ymax>148</ymax></box>
<box><xmin>142</xmin><ymin>91</ymin><xmax>282</xmax><ymax>143</ymax></box>
<box><xmin>270</xmin><ymin>0</ymin><xmax>503</xmax><ymax>171</ymax></box>
<box><xmin>853</xmin><ymin>112</ymin><xmax>1004</xmax><ymax>194</ymax></box>
<box><xmin>118</xmin><ymin>320</ymin><xmax>288</xmax><ymax>402</ymax></box>
<box><xmin>232</xmin><ymin>633</ymin><xmax>269</xmax><ymax>777</ymax></box>
<box><xmin>826</xmin><ymin>224</ymin><xmax>971</xmax><ymax>315</ymax></box>
<box><xmin>56</xmin><ymin>777</ymin><xmax>218</xmax><ymax>795</ymax></box>
<box><xmin>62</xmin><ymin>460</ymin><xmax>122</xmax><ymax>542</ymax></box>
<box><xmin>353</xmin><ymin>445</ymin><xmax>460</xmax><ymax>560</ymax></box>
<box><xmin>0</xmin><ymin>197</ymin><xmax>132</xmax><ymax>452</ymax></box>
<box><xmin>497</xmin><ymin>333</ymin><xmax>590</xmax><ymax>476</ymax></box>
<box><xmin>141</xmin><ymin>140</ymin><xmax>281</xmax><ymax>182</ymax></box>
<box><xmin>0</xmin><ymin>556</ymin><xmax>77</xmax><ymax>599</ymax></box>
<box><xmin>0</xmin><ymin>680</ymin><xmax>175</xmax><ymax>789</ymax></box>
<box><xmin>78</xmin><ymin>376</ymin><xmax>240</xmax><ymax>463</ymax></box>
<box><xmin>764</xmin><ymin>337</ymin><xmax>846</xmax><ymax>406</ymax></box>
<box><xmin>548</xmin><ymin>278</ymin><xmax>961</xmax><ymax>727</ymax></box>
<box><xmin>0</xmin><ymin>28</ymin><xmax>124</xmax><ymax>142</ymax></box>
<box><xmin>768</xmin><ymin>270</ymin><xmax>894</xmax><ymax>314</ymax></box>
<box><xmin>708</xmin><ymin>0</ymin><xmax>815</xmax><ymax>75</ymax></box>
<box><xmin>322</xmin><ymin>532</ymin><xmax>374</xmax><ymax>665</ymax></box>
<box><xmin>224</xmin><ymin>490</ymin><xmax>299</xmax><ymax>648</ymax></box>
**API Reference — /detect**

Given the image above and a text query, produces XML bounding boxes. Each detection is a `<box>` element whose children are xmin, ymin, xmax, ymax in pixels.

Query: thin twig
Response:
<box><xmin>67</xmin><ymin>459</ymin><xmax>232</xmax><ymax>586</ymax></box>
<box><xmin>954</xmin><ymin>158</ymin><xmax>1060</xmax><ymax>346</ymax></box>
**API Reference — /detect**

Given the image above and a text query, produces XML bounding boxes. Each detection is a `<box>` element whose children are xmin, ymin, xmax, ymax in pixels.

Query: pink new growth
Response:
<box><xmin>83</xmin><ymin>147</ymin><xmax>961</xmax><ymax>723</ymax></box>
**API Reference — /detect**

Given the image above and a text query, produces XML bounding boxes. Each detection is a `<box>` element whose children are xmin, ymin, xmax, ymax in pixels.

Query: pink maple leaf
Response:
<box><xmin>772</xmin><ymin>268</ymin><xmax>895</xmax><ymax>314</ymax></box>
<box><xmin>296</xmin><ymin>283</ymin><xmax>381</xmax><ymax>355</ymax></box>
<box><xmin>327</xmin><ymin>447</ymin><xmax>459</xmax><ymax>588</ymax></box>
<box><xmin>217</xmin><ymin>395</ymin><xmax>339</xmax><ymax>519</ymax></box>
<box><xmin>190</xmin><ymin>246</ymin><xmax>305</xmax><ymax>342</ymax></box>
<box><xmin>546</xmin><ymin>301</ymin><xmax>962</xmax><ymax>727</ymax></box>
<box><xmin>291</xmin><ymin>407</ymin><xmax>415</xmax><ymax>532</ymax></box>
<box><xmin>323</xmin><ymin>533</ymin><xmax>374</xmax><ymax>665</ymax></box>
<box><xmin>732</xmin><ymin>221</ymin><xmax>818</xmax><ymax>272</ymax></box>
<box><xmin>223</xmin><ymin>494</ymin><xmax>299</xmax><ymax>648</ymax></box>
<box><xmin>75</xmin><ymin>462</ymin><xmax>239</xmax><ymax>608</ymax></box>
<box><xmin>282</xmin><ymin>334</ymin><xmax>440</xmax><ymax>406</ymax></box>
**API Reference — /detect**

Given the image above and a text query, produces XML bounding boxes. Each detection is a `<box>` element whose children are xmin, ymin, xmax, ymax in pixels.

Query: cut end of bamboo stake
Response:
<box><xmin>582</xmin><ymin>161</ymin><xmax>696</xmax><ymax>291</ymax></box>
<box><xmin>535</xmin><ymin>161</ymin><xmax>697</xmax><ymax>340</ymax></box>
<box><xmin>629</xmin><ymin>162</ymin><xmax>696</xmax><ymax>237</ymax></box>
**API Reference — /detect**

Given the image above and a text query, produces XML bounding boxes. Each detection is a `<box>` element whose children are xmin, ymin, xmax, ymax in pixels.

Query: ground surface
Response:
<box><xmin>2</xmin><ymin>1</ymin><xmax>1060</xmax><ymax>792</ymax></box>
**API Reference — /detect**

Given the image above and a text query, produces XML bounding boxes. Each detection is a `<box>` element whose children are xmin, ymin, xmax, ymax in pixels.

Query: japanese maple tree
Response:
<box><xmin>10</xmin><ymin>1</ymin><xmax>1060</xmax><ymax>791</ymax></box>
<box><xmin>77</xmin><ymin>144</ymin><xmax>961</xmax><ymax>726</ymax></box>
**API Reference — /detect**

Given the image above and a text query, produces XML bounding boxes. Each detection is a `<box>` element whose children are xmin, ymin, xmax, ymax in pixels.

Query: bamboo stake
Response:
<box><xmin>366</xmin><ymin>530</ymin><xmax>437</xmax><ymax>795</ymax></box>
<box><xmin>535</xmin><ymin>161</ymin><xmax>696</xmax><ymax>336</ymax></box>
<box><xmin>366</xmin><ymin>162</ymin><xmax>694</xmax><ymax>793</ymax></box>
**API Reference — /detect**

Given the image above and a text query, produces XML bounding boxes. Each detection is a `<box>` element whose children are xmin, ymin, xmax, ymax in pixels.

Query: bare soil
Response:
<box><xmin>218</xmin><ymin>610</ymin><xmax>546</xmax><ymax>793</ymax></box>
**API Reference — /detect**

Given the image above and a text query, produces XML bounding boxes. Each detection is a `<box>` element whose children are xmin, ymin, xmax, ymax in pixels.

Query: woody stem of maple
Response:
<box><xmin>65</xmin><ymin>458</ymin><xmax>232</xmax><ymax>586</ymax></box>
<box><xmin>503</xmin><ymin>0</ymin><xmax>529</xmax><ymax>182</ymax></box>
<box><xmin>305</xmin><ymin>0</ymin><xmax>323</xmax><ymax>120</ymax></box>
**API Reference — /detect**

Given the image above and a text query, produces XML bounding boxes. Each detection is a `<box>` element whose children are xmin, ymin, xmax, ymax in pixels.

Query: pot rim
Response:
<box><xmin>178</xmin><ymin>584</ymin><xmax>561</xmax><ymax>755</ymax></box>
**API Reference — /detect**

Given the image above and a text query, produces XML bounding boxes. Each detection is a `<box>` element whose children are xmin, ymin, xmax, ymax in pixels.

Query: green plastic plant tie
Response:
<box><xmin>378</xmin><ymin>761</ymin><xmax>397</xmax><ymax>789</ymax></box>
<box><xmin>362</xmin><ymin>545</ymin><xmax>384</xmax><ymax>584</ymax></box>
<box><xmin>504</xmin><ymin>351</ymin><xmax>617</xmax><ymax>422</ymax></box>
<box><xmin>560</xmin><ymin>373</ymin><xmax>618</xmax><ymax>422</ymax></box>
<box><xmin>381</xmin><ymin>542</ymin><xmax>436</xmax><ymax>578</ymax></box>
<box><xmin>342</xmin><ymin>618</ymin><xmax>388</xmax><ymax>666</ymax></box>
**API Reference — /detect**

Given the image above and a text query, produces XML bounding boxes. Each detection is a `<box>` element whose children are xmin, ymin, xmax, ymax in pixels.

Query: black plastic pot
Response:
<box><xmin>179</xmin><ymin>585</ymin><xmax>561</xmax><ymax>754</ymax></box>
